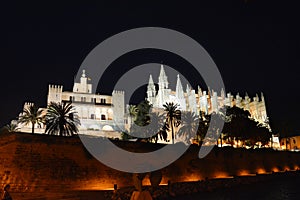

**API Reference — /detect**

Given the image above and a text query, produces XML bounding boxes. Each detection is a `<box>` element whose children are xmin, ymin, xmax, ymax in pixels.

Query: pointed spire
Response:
<box><xmin>148</xmin><ymin>74</ymin><xmax>154</xmax><ymax>85</ymax></box>
<box><xmin>158</xmin><ymin>64</ymin><xmax>169</xmax><ymax>89</ymax></box>
<box><xmin>221</xmin><ymin>88</ymin><xmax>225</xmax><ymax>99</ymax></box>
<box><xmin>186</xmin><ymin>84</ymin><xmax>190</xmax><ymax>93</ymax></box>
<box><xmin>255</xmin><ymin>93</ymin><xmax>259</xmax><ymax>101</ymax></box>
<box><xmin>198</xmin><ymin>85</ymin><xmax>203</xmax><ymax>96</ymax></box>
<box><xmin>208</xmin><ymin>86</ymin><xmax>211</xmax><ymax>97</ymax></box>
<box><xmin>147</xmin><ymin>74</ymin><xmax>156</xmax><ymax>98</ymax></box>
<box><xmin>176</xmin><ymin>74</ymin><xmax>184</xmax><ymax>99</ymax></box>
<box><xmin>159</xmin><ymin>64</ymin><xmax>167</xmax><ymax>78</ymax></box>
<box><xmin>261</xmin><ymin>92</ymin><xmax>265</xmax><ymax>102</ymax></box>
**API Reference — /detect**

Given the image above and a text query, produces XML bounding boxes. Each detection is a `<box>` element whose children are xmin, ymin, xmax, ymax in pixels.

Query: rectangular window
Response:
<box><xmin>101</xmin><ymin>98</ymin><xmax>106</xmax><ymax>104</ymax></box>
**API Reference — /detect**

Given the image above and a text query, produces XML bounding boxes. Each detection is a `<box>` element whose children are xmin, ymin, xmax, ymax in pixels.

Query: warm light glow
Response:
<box><xmin>214</xmin><ymin>172</ymin><xmax>233</xmax><ymax>179</ymax></box>
<box><xmin>73</xmin><ymin>180</ymin><xmax>115</xmax><ymax>191</ymax></box>
<box><xmin>283</xmin><ymin>166</ymin><xmax>290</xmax><ymax>171</ymax></box>
<box><xmin>272</xmin><ymin>167</ymin><xmax>279</xmax><ymax>173</ymax></box>
<box><xmin>183</xmin><ymin>174</ymin><xmax>202</xmax><ymax>182</ymax></box>
<box><xmin>102</xmin><ymin>125</ymin><xmax>113</xmax><ymax>131</ymax></box>
<box><xmin>142</xmin><ymin>177</ymin><xmax>151</xmax><ymax>186</ymax></box>
<box><xmin>237</xmin><ymin>170</ymin><xmax>251</xmax><ymax>176</ymax></box>
<box><xmin>256</xmin><ymin>168</ymin><xmax>266</xmax><ymax>174</ymax></box>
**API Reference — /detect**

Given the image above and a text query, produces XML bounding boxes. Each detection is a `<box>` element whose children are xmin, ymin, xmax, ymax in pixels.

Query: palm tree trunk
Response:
<box><xmin>31</xmin><ymin>122</ymin><xmax>35</xmax><ymax>134</ymax></box>
<box><xmin>170</xmin><ymin>118</ymin><xmax>174</xmax><ymax>144</ymax></box>
<box><xmin>220</xmin><ymin>134</ymin><xmax>223</xmax><ymax>147</ymax></box>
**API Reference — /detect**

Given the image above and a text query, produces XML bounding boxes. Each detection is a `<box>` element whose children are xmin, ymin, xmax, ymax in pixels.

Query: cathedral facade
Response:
<box><xmin>146</xmin><ymin>65</ymin><xmax>269</xmax><ymax>126</ymax></box>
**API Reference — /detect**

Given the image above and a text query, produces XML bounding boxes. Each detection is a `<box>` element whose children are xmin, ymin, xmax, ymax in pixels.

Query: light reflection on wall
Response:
<box><xmin>256</xmin><ymin>168</ymin><xmax>266</xmax><ymax>174</ymax></box>
<box><xmin>183</xmin><ymin>174</ymin><xmax>202</xmax><ymax>182</ymax></box>
<box><xmin>272</xmin><ymin>167</ymin><xmax>279</xmax><ymax>173</ymax></box>
<box><xmin>74</xmin><ymin>180</ymin><xmax>115</xmax><ymax>191</ymax></box>
<box><xmin>237</xmin><ymin>170</ymin><xmax>251</xmax><ymax>176</ymax></box>
<box><xmin>283</xmin><ymin>166</ymin><xmax>290</xmax><ymax>171</ymax></box>
<box><xmin>213</xmin><ymin>172</ymin><xmax>233</xmax><ymax>179</ymax></box>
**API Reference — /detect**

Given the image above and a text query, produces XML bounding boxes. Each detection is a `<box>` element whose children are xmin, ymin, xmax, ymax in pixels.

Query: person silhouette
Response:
<box><xmin>1</xmin><ymin>184</ymin><xmax>12</xmax><ymax>200</ymax></box>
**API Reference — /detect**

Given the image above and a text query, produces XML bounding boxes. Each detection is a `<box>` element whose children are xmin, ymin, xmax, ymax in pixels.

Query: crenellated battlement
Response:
<box><xmin>24</xmin><ymin>102</ymin><xmax>34</xmax><ymax>106</ymax></box>
<box><xmin>112</xmin><ymin>90</ymin><xmax>125</xmax><ymax>94</ymax></box>
<box><xmin>48</xmin><ymin>84</ymin><xmax>63</xmax><ymax>93</ymax></box>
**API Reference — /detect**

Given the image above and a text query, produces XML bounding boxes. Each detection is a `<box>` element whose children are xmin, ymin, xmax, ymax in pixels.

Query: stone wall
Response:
<box><xmin>1</xmin><ymin>132</ymin><xmax>300</xmax><ymax>192</ymax></box>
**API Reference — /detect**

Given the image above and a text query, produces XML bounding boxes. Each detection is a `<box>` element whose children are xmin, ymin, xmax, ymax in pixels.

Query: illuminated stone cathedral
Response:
<box><xmin>146</xmin><ymin>65</ymin><xmax>269</xmax><ymax>126</ymax></box>
<box><xmin>16</xmin><ymin>66</ymin><xmax>270</xmax><ymax>139</ymax></box>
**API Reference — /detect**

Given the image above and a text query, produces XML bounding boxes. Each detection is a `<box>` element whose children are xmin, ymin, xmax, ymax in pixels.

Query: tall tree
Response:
<box><xmin>18</xmin><ymin>104</ymin><xmax>44</xmax><ymax>134</ymax></box>
<box><xmin>146</xmin><ymin>112</ymin><xmax>166</xmax><ymax>143</ymax></box>
<box><xmin>163</xmin><ymin>102</ymin><xmax>181</xmax><ymax>144</ymax></box>
<box><xmin>135</xmin><ymin>100</ymin><xmax>152</xmax><ymax>127</ymax></box>
<box><xmin>45</xmin><ymin>102</ymin><xmax>80</xmax><ymax>136</ymax></box>
<box><xmin>177</xmin><ymin>111</ymin><xmax>199</xmax><ymax>144</ymax></box>
<box><xmin>196</xmin><ymin>111</ymin><xmax>210</xmax><ymax>146</ymax></box>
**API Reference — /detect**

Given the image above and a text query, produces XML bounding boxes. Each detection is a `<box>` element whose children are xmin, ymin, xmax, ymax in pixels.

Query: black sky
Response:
<box><xmin>0</xmin><ymin>1</ymin><xmax>299</xmax><ymax>131</ymax></box>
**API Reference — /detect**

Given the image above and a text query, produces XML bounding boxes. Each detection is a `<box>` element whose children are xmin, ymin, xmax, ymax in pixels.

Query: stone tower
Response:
<box><xmin>112</xmin><ymin>90</ymin><xmax>125</xmax><ymax>130</ymax></box>
<box><xmin>146</xmin><ymin>74</ymin><xmax>156</xmax><ymax>106</ymax></box>
<box><xmin>73</xmin><ymin>70</ymin><xmax>92</xmax><ymax>94</ymax></box>
<box><xmin>47</xmin><ymin>85</ymin><xmax>63</xmax><ymax>104</ymax></box>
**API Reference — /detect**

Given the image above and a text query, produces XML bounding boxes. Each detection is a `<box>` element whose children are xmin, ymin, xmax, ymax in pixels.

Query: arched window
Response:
<box><xmin>91</xmin><ymin>114</ymin><xmax>95</xmax><ymax>119</ymax></box>
<box><xmin>101</xmin><ymin>114</ymin><xmax>106</xmax><ymax>120</ymax></box>
<box><xmin>69</xmin><ymin>96</ymin><xmax>75</xmax><ymax>102</ymax></box>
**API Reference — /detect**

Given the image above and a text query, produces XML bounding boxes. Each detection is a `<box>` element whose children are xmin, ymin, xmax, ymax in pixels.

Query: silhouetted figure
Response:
<box><xmin>130</xmin><ymin>174</ymin><xmax>152</xmax><ymax>200</ymax></box>
<box><xmin>1</xmin><ymin>184</ymin><xmax>12</xmax><ymax>200</ymax></box>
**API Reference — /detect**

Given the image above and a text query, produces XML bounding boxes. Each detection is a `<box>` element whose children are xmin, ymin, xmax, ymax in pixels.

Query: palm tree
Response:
<box><xmin>128</xmin><ymin>105</ymin><xmax>138</xmax><ymax>126</ymax></box>
<box><xmin>4</xmin><ymin>122</ymin><xmax>20</xmax><ymax>133</ymax></box>
<box><xmin>163</xmin><ymin>102</ymin><xmax>181</xmax><ymax>144</ymax></box>
<box><xmin>177</xmin><ymin>111</ymin><xmax>199</xmax><ymax>144</ymax></box>
<box><xmin>45</xmin><ymin>102</ymin><xmax>80</xmax><ymax>136</ymax></box>
<box><xmin>18</xmin><ymin>104</ymin><xmax>44</xmax><ymax>134</ymax></box>
<box><xmin>146</xmin><ymin>112</ymin><xmax>166</xmax><ymax>143</ymax></box>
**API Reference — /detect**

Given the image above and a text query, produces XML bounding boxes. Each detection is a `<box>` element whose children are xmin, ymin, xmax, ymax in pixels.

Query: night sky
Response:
<box><xmin>0</xmin><ymin>1</ymin><xmax>299</xmax><ymax>132</ymax></box>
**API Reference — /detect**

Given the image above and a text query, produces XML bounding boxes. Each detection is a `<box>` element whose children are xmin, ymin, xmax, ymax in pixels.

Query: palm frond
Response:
<box><xmin>45</xmin><ymin>102</ymin><xmax>80</xmax><ymax>136</ymax></box>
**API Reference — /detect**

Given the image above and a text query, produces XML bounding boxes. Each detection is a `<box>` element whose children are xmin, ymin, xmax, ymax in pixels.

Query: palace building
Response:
<box><xmin>17</xmin><ymin>70</ymin><xmax>125</xmax><ymax>138</ymax></box>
